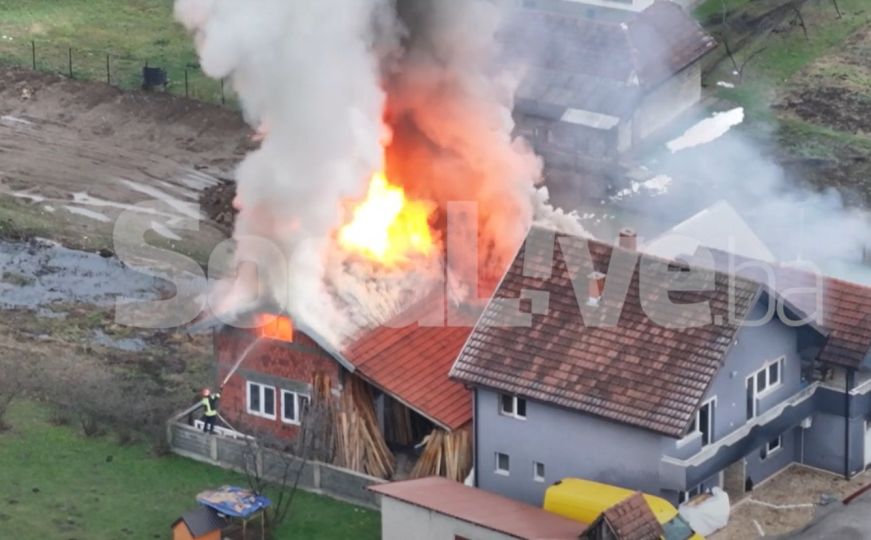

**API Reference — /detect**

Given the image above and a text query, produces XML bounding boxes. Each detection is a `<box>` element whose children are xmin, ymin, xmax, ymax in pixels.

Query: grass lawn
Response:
<box><xmin>0</xmin><ymin>400</ymin><xmax>380</xmax><ymax>540</ymax></box>
<box><xmin>0</xmin><ymin>0</ymin><xmax>224</xmax><ymax>102</ymax></box>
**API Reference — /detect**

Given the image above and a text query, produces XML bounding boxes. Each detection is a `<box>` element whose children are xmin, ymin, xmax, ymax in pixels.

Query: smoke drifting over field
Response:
<box><xmin>175</xmin><ymin>0</ymin><xmax>574</xmax><ymax>344</ymax></box>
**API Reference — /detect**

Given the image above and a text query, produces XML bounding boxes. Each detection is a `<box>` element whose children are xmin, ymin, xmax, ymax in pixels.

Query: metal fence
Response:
<box><xmin>0</xmin><ymin>38</ymin><xmax>235</xmax><ymax>107</ymax></box>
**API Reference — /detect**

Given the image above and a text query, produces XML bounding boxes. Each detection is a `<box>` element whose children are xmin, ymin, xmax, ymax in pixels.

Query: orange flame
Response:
<box><xmin>256</xmin><ymin>314</ymin><xmax>294</xmax><ymax>342</ymax></box>
<box><xmin>338</xmin><ymin>171</ymin><xmax>434</xmax><ymax>265</ymax></box>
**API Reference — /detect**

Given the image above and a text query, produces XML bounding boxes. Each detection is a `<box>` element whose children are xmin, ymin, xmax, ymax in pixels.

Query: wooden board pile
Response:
<box><xmin>333</xmin><ymin>375</ymin><xmax>395</xmax><ymax>478</ymax></box>
<box><xmin>305</xmin><ymin>371</ymin><xmax>336</xmax><ymax>463</ymax></box>
<box><xmin>410</xmin><ymin>425</ymin><xmax>472</xmax><ymax>482</ymax></box>
<box><xmin>385</xmin><ymin>398</ymin><xmax>415</xmax><ymax>446</ymax></box>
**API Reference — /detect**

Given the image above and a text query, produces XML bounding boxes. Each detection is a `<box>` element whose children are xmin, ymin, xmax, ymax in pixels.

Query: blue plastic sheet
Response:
<box><xmin>196</xmin><ymin>486</ymin><xmax>272</xmax><ymax>519</ymax></box>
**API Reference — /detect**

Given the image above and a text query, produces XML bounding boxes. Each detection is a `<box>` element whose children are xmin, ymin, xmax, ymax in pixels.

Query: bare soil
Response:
<box><xmin>712</xmin><ymin>465</ymin><xmax>871</xmax><ymax>539</ymax></box>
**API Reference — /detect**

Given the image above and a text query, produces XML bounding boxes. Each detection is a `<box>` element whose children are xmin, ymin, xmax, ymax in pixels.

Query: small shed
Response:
<box><xmin>369</xmin><ymin>477</ymin><xmax>587</xmax><ymax>540</ymax></box>
<box><xmin>172</xmin><ymin>506</ymin><xmax>227</xmax><ymax>540</ymax></box>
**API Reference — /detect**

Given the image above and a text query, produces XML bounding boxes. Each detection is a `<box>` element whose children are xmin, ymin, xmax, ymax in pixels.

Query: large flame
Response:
<box><xmin>256</xmin><ymin>314</ymin><xmax>294</xmax><ymax>342</ymax></box>
<box><xmin>338</xmin><ymin>171</ymin><xmax>434</xmax><ymax>265</ymax></box>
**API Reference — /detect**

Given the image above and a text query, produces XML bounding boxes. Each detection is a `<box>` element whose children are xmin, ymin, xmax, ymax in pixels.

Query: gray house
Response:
<box><xmin>450</xmin><ymin>227</ymin><xmax>871</xmax><ymax>506</ymax></box>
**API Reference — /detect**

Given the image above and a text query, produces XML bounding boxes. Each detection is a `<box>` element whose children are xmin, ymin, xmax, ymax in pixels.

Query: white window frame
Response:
<box><xmin>280</xmin><ymin>389</ymin><xmax>310</xmax><ymax>425</ymax></box>
<box><xmin>495</xmin><ymin>452</ymin><xmax>510</xmax><ymax>476</ymax></box>
<box><xmin>679</xmin><ymin>397</ymin><xmax>716</xmax><ymax>447</ymax></box>
<box><xmin>499</xmin><ymin>393</ymin><xmax>527</xmax><ymax>420</ymax></box>
<box><xmin>533</xmin><ymin>461</ymin><xmax>546</xmax><ymax>483</ymax></box>
<box><xmin>246</xmin><ymin>381</ymin><xmax>277</xmax><ymax>420</ymax></box>
<box><xmin>755</xmin><ymin>357</ymin><xmax>786</xmax><ymax>398</ymax></box>
<box><xmin>762</xmin><ymin>435</ymin><xmax>783</xmax><ymax>460</ymax></box>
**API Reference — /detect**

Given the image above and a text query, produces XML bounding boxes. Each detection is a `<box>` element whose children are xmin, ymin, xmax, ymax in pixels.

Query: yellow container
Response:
<box><xmin>543</xmin><ymin>478</ymin><xmax>705</xmax><ymax>540</ymax></box>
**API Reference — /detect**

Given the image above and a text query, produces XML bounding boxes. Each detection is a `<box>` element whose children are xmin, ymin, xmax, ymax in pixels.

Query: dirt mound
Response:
<box><xmin>201</xmin><ymin>180</ymin><xmax>237</xmax><ymax>231</ymax></box>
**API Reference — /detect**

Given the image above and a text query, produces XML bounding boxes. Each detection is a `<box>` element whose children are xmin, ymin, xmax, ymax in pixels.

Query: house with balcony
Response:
<box><xmin>450</xmin><ymin>227</ymin><xmax>871</xmax><ymax>506</ymax></box>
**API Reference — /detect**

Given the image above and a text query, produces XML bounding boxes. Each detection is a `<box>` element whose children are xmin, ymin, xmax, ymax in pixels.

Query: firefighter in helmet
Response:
<box><xmin>201</xmin><ymin>385</ymin><xmax>223</xmax><ymax>434</ymax></box>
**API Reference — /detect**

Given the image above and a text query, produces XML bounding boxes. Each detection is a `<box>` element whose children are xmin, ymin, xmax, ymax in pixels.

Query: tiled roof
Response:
<box><xmin>592</xmin><ymin>492</ymin><xmax>663</xmax><ymax>540</ymax></box>
<box><xmin>370</xmin><ymin>477</ymin><xmax>587</xmax><ymax>539</ymax></box>
<box><xmin>506</xmin><ymin>1</ymin><xmax>716</xmax><ymax>114</ymax></box>
<box><xmin>450</xmin><ymin>227</ymin><xmax>761</xmax><ymax>437</ymax></box>
<box><xmin>344</xmin><ymin>299</ymin><xmax>475</xmax><ymax>431</ymax></box>
<box><xmin>700</xmin><ymin>252</ymin><xmax>871</xmax><ymax>370</ymax></box>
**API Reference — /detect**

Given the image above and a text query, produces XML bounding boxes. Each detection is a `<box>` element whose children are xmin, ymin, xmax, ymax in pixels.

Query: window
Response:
<box><xmin>495</xmin><ymin>452</ymin><xmax>510</xmax><ymax>475</ymax></box>
<box><xmin>686</xmin><ymin>399</ymin><xmax>715</xmax><ymax>447</ymax></box>
<box><xmin>533</xmin><ymin>461</ymin><xmax>546</xmax><ymax>483</ymax></box>
<box><xmin>247</xmin><ymin>381</ymin><xmax>276</xmax><ymax>419</ymax></box>
<box><xmin>761</xmin><ymin>436</ymin><xmax>782</xmax><ymax>460</ymax></box>
<box><xmin>748</xmin><ymin>357</ymin><xmax>785</xmax><ymax>419</ymax></box>
<box><xmin>500</xmin><ymin>394</ymin><xmax>527</xmax><ymax>419</ymax></box>
<box><xmin>281</xmin><ymin>390</ymin><xmax>310</xmax><ymax>425</ymax></box>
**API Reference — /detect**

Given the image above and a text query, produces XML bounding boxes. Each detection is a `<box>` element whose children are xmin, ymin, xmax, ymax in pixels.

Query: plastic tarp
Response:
<box><xmin>679</xmin><ymin>487</ymin><xmax>730</xmax><ymax>536</ymax></box>
<box><xmin>196</xmin><ymin>486</ymin><xmax>272</xmax><ymax>519</ymax></box>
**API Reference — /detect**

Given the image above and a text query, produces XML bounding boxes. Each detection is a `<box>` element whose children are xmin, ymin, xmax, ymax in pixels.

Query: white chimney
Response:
<box><xmin>587</xmin><ymin>271</ymin><xmax>606</xmax><ymax>306</ymax></box>
<box><xmin>618</xmin><ymin>228</ymin><xmax>637</xmax><ymax>251</ymax></box>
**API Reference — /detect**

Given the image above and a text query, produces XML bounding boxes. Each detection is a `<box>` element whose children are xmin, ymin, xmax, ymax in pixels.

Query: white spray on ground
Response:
<box><xmin>667</xmin><ymin>107</ymin><xmax>745</xmax><ymax>153</ymax></box>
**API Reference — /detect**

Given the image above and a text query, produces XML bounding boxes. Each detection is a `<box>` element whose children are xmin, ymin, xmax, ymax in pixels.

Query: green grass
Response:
<box><xmin>693</xmin><ymin>0</ymin><xmax>753</xmax><ymax>25</ymax></box>
<box><xmin>0</xmin><ymin>0</ymin><xmax>227</xmax><ymax>103</ymax></box>
<box><xmin>0</xmin><ymin>401</ymin><xmax>380</xmax><ymax>540</ymax></box>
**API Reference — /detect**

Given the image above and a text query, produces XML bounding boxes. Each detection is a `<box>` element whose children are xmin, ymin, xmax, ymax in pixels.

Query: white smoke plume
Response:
<box><xmin>176</xmin><ymin>0</ymin><xmax>577</xmax><ymax>344</ymax></box>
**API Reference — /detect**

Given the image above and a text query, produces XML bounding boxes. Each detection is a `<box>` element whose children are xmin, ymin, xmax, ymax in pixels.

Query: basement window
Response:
<box><xmin>281</xmin><ymin>390</ymin><xmax>310</xmax><ymax>425</ymax></box>
<box><xmin>533</xmin><ymin>461</ymin><xmax>546</xmax><ymax>483</ymax></box>
<box><xmin>247</xmin><ymin>381</ymin><xmax>276</xmax><ymax>419</ymax></box>
<box><xmin>495</xmin><ymin>452</ymin><xmax>510</xmax><ymax>476</ymax></box>
<box><xmin>500</xmin><ymin>394</ymin><xmax>527</xmax><ymax>420</ymax></box>
<box><xmin>761</xmin><ymin>435</ymin><xmax>782</xmax><ymax>460</ymax></box>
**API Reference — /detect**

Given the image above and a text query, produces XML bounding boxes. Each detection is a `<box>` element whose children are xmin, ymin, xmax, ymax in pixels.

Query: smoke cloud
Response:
<box><xmin>176</xmin><ymin>0</ymin><xmax>574</xmax><ymax>344</ymax></box>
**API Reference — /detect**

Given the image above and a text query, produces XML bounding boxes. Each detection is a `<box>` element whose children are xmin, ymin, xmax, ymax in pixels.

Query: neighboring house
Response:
<box><xmin>450</xmin><ymin>226</ymin><xmax>871</xmax><ymax>506</ymax></box>
<box><xmin>504</xmin><ymin>1</ymin><xmax>716</xmax><ymax>167</ymax></box>
<box><xmin>369</xmin><ymin>476</ymin><xmax>587</xmax><ymax>540</ymax></box>
<box><xmin>211</xmin><ymin>298</ymin><xmax>475</xmax><ymax>480</ymax></box>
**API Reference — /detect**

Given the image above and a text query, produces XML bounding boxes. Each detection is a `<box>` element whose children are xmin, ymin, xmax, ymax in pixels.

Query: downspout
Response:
<box><xmin>473</xmin><ymin>387</ymin><xmax>479</xmax><ymax>487</ymax></box>
<box><xmin>845</xmin><ymin>369</ymin><xmax>855</xmax><ymax>479</ymax></box>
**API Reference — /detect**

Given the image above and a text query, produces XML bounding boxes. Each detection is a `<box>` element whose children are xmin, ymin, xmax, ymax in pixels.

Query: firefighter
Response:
<box><xmin>200</xmin><ymin>385</ymin><xmax>223</xmax><ymax>434</ymax></box>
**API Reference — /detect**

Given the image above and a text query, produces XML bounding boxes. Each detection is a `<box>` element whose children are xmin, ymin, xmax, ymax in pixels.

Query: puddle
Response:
<box><xmin>0</xmin><ymin>238</ymin><xmax>163</xmax><ymax>309</ymax></box>
<box><xmin>91</xmin><ymin>329</ymin><xmax>147</xmax><ymax>352</ymax></box>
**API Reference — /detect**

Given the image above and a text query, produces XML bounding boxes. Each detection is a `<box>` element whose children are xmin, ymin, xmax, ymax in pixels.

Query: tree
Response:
<box><xmin>0</xmin><ymin>357</ymin><xmax>36</xmax><ymax>430</ymax></box>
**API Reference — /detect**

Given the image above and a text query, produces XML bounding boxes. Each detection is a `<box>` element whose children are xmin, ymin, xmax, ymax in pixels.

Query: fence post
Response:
<box><xmin>106</xmin><ymin>54</ymin><xmax>110</xmax><ymax>84</ymax></box>
<box><xmin>68</xmin><ymin>47</ymin><xmax>73</xmax><ymax>78</ymax></box>
<box><xmin>184</xmin><ymin>68</ymin><xmax>189</xmax><ymax>98</ymax></box>
<box><xmin>31</xmin><ymin>40</ymin><xmax>36</xmax><ymax>70</ymax></box>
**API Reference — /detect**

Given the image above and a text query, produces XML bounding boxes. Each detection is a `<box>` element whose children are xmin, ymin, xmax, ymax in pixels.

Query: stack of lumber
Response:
<box><xmin>305</xmin><ymin>371</ymin><xmax>336</xmax><ymax>463</ymax></box>
<box><xmin>333</xmin><ymin>375</ymin><xmax>395</xmax><ymax>478</ymax></box>
<box><xmin>385</xmin><ymin>398</ymin><xmax>414</xmax><ymax>446</ymax></box>
<box><xmin>410</xmin><ymin>425</ymin><xmax>472</xmax><ymax>482</ymax></box>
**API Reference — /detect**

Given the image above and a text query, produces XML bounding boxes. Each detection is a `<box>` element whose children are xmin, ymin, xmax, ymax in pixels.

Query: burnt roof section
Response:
<box><xmin>370</xmin><ymin>477</ymin><xmax>587</xmax><ymax>539</ymax></box>
<box><xmin>698</xmin><ymin>250</ymin><xmax>871</xmax><ymax>370</ymax></box>
<box><xmin>584</xmin><ymin>492</ymin><xmax>663</xmax><ymax>540</ymax></box>
<box><xmin>451</xmin><ymin>227</ymin><xmax>761</xmax><ymax>437</ymax></box>
<box><xmin>172</xmin><ymin>506</ymin><xmax>227</xmax><ymax>537</ymax></box>
<box><xmin>506</xmin><ymin>0</ymin><xmax>716</xmax><ymax>115</ymax></box>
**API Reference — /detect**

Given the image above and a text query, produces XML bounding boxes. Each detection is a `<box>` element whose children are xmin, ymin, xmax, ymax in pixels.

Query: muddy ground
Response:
<box><xmin>0</xmin><ymin>67</ymin><xmax>252</xmax><ymax>418</ymax></box>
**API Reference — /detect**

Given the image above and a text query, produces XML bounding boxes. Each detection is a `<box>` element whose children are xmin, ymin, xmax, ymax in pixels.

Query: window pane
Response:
<box><xmin>516</xmin><ymin>398</ymin><xmax>527</xmax><ymax>418</ymax></box>
<box><xmin>757</xmin><ymin>371</ymin><xmax>766</xmax><ymax>392</ymax></box>
<box><xmin>746</xmin><ymin>378</ymin><xmax>755</xmax><ymax>420</ymax></box>
<box><xmin>264</xmin><ymin>387</ymin><xmax>275</xmax><ymax>416</ymax></box>
<box><xmin>699</xmin><ymin>404</ymin><xmax>710</xmax><ymax>446</ymax></box>
<box><xmin>500</xmin><ymin>394</ymin><xmax>513</xmax><ymax>414</ymax></box>
<box><xmin>769</xmin><ymin>361</ymin><xmax>779</xmax><ymax>385</ymax></box>
<box><xmin>249</xmin><ymin>383</ymin><xmax>261</xmax><ymax>412</ymax></box>
<box><xmin>284</xmin><ymin>392</ymin><xmax>296</xmax><ymax>421</ymax></box>
<box><xmin>535</xmin><ymin>461</ymin><xmax>545</xmax><ymax>479</ymax></box>
<box><xmin>497</xmin><ymin>452</ymin><xmax>510</xmax><ymax>471</ymax></box>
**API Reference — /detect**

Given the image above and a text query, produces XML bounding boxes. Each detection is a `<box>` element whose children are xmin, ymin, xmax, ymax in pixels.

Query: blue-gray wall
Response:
<box><xmin>475</xmin><ymin>387</ymin><xmax>672</xmax><ymax>505</ymax></box>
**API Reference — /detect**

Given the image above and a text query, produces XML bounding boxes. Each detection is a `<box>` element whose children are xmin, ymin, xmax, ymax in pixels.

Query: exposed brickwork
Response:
<box><xmin>214</xmin><ymin>327</ymin><xmax>341</xmax><ymax>439</ymax></box>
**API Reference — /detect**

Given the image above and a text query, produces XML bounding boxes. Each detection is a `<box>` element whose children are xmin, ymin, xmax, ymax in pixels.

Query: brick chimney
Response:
<box><xmin>618</xmin><ymin>228</ymin><xmax>637</xmax><ymax>251</ymax></box>
<box><xmin>587</xmin><ymin>271</ymin><xmax>606</xmax><ymax>306</ymax></box>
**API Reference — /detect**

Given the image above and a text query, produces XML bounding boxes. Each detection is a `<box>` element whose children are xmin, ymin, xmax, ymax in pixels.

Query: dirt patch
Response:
<box><xmin>776</xmin><ymin>25</ymin><xmax>871</xmax><ymax>136</ymax></box>
<box><xmin>201</xmin><ymin>179</ymin><xmax>237</xmax><ymax>232</ymax></box>
<box><xmin>712</xmin><ymin>465</ymin><xmax>871</xmax><ymax>539</ymax></box>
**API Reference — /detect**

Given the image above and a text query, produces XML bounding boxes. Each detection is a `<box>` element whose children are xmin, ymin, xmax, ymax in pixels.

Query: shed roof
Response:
<box><xmin>369</xmin><ymin>477</ymin><xmax>587</xmax><ymax>539</ymax></box>
<box><xmin>450</xmin><ymin>227</ymin><xmax>761</xmax><ymax>437</ymax></box>
<box><xmin>589</xmin><ymin>492</ymin><xmax>663</xmax><ymax>540</ymax></box>
<box><xmin>172</xmin><ymin>506</ymin><xmax>227</xmax><ymax>537</ymax></box>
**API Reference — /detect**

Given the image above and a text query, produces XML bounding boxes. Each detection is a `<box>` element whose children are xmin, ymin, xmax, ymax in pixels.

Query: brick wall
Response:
<box><xmin>214</xmin><ymin>327</ymin><xmax>342</xmax><ymax>440</ymax></box>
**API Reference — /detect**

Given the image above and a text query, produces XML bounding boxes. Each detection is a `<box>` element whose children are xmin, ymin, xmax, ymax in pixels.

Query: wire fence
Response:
<box><xmin>0</xmin><ymin>38</ymin><xmax>237</xmax><ymax>108</ymax></box>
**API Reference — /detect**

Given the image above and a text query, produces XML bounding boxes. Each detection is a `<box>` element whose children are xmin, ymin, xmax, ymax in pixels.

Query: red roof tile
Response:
<box><xmin>344</xmin><ymin>298</ymin><xmax>474</xmax><ymax>431</ymax></box>
<box><xmin>370</xmin><ymin>477</ymin><xmax>587</xmax><ymax>539</ymax></box>
<box><xmin>451</xmin><ymin>228</ymin><xmax>761</xmax><ymax>437</ymax></box>
<box><xmin>585</xmin><ymin>492</ymin><xmax>662</xmax><ymax>540</ymax></box>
